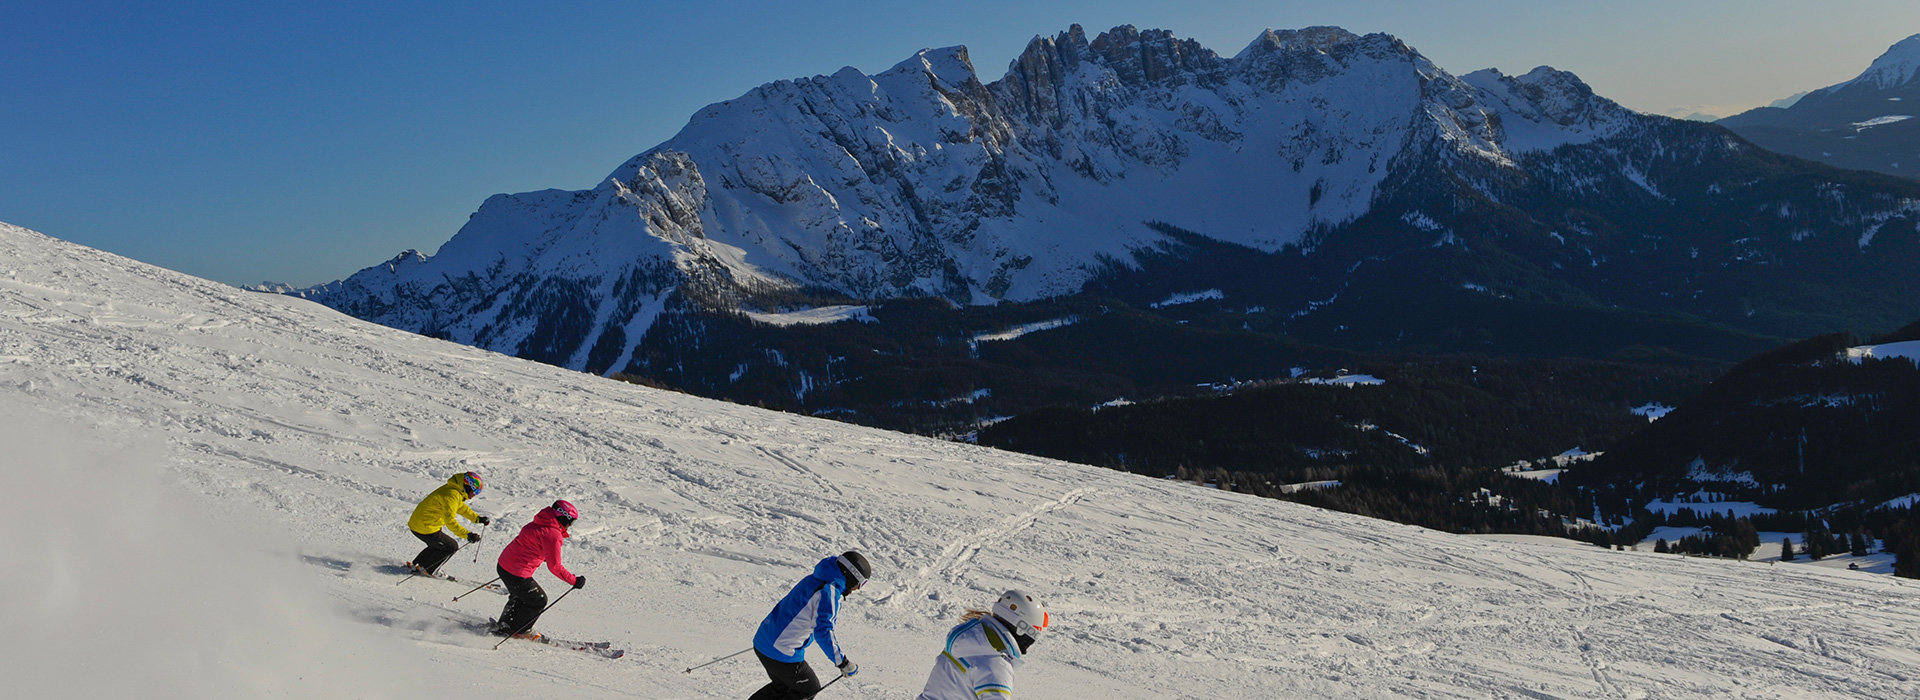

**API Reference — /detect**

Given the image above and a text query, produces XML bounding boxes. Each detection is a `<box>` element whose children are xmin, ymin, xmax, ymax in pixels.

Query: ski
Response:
<box><xmin>528</xmin><ymin>635</ymin><xmax>626</xmax><ymax>659</ymax></box>
<box><xmin>480</xmin><ymin>617</ymin><xmax>626</xmax><ymax>659</ymax></box>
<box><xmin>398</xmin><ymin>562</ymin><xmax>506</xmax><ymax>594</ymax></box>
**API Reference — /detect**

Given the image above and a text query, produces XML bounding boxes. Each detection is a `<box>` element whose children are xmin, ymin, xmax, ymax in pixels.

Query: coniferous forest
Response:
<box><xmin>614</xmin><ymin>266</ymin><xmax>1920</xmax><ymax>576</ymax></box>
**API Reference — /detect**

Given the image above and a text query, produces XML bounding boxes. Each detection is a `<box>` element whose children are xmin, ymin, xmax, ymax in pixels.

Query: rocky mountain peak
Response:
<box><xmin>1002</xmin><ymin>25</ymin><xmax>1094</xmax><ymax>127</ymax></box>
<box><xmin>890</xmin><ymin>45</ymin><xmax>984</xmax><ymax>90</ymax></box>
<box><xmin>1240</xmin><ymin>26</ymin><xmax>1364</xmax><ymax>56</ymax></box>
<box><xmin>1848</xmin><ymin>33</ymin><xmax>1920</xmax><ymax>91</ymax></box>
<box><xmin>1084</xmin><ymin>25</ymin><xmax>1225</xmax><ymax>86</ymax></box>
<box><xmin>1232</xmin><ymin>26</ymin><xmax>1421</xmax><ymax>90</ymax></box>
<box><xmin>1508</xmin><ymin>66</ymin><xmax>1614</xmax><ymax>125</ymax></box>
<box><xmin>1011</xmin><ymin>23</ymin><xmax>1092</xmax><ymax>69</ymax></box>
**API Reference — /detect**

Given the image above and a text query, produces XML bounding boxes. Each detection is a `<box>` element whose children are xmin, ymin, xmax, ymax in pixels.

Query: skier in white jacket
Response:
<box><xmin>917</xmin><ymin>590</ymin><xmax>1049</xmax><ymax>700</ymax></box>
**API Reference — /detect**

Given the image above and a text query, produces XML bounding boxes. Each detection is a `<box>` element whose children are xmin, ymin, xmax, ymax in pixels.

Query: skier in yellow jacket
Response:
<box><xmin>406</xmin><ymin>471</ymin><xmax>490</xmax><ymax>576</ymax></box>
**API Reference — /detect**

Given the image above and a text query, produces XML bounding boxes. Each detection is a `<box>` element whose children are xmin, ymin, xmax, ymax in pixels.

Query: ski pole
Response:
<box><xmin>493</xmin><ymin>586</ymin><xmax>578</xmax><ymax>650</ymax></box>
<box><xmin>471</xmin><ymin>520</ymin><xmax>490</xmax><ymax>564</ymax></box>
<box><xmin>453</xmin><ymin>576</ymin><xmax>502</xmax><ymax>602</ymax></box>
<box><xmin>818</xmin><ymin>673</ymin><xmax>849</xmax><ymax>694</ymax></box>
<box><xmin>683</xmin><ymin>647</ymin><xmax>754</xmax><ymax>673</ymax></box>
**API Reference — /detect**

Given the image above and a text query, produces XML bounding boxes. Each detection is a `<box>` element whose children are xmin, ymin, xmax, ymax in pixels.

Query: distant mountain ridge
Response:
<box><xmin>293</xmin><ymin>24</ymin><xmax>1920</xmax><ymax>402</ymax></box>
<box><xmin>1720</xmin><ymin>34</ymin><xmax>1920</xmax><ymax>178</ymax></box>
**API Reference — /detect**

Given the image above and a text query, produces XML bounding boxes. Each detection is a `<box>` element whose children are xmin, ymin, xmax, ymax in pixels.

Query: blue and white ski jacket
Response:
<box><xmin>752</xmin><ymin>556</ymin><xmax>852</xmax><ymax>665</ymax></box>
<box><xmin>916</xmin><ymin>615</ymin><xmax>1024</xmax><ymax>700</ymax></box>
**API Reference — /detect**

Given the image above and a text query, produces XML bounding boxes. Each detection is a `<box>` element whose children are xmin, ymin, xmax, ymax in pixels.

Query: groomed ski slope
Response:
<box><xmin>4</xmin><ymin>219</ymin><xmax>1920</xmax><ymax>698</ymax></box>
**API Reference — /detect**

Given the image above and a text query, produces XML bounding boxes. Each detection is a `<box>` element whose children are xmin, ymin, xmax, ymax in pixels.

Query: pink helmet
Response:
<box><xmin>550</xmin><ymin>500</ymin><xmax>579</xmax><ymax>524</ymax></box>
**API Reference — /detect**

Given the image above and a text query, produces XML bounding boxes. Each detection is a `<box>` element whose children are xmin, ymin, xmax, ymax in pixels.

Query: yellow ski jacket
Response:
<box><xmin>408</xmin><ymin>474</ymin><xmax>482</xmax><ymax>538</ymax></box>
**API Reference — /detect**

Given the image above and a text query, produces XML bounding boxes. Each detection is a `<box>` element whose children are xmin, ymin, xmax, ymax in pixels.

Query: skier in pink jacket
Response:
<box><xmin>492</xmin><ymin>500</ymin><xmax>585</xmax><ymax>639</ymax></box>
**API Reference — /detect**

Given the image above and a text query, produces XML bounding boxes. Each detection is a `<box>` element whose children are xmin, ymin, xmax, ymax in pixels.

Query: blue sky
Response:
<box><xmin>7</xmin><ymin>0</ymin><xmax>1920</xmax><ymax>286</ymax></box>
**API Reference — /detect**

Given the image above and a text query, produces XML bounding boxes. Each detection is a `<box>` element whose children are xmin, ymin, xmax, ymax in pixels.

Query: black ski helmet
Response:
<box><xmin>837</xmin><ymin>550</ymin><xmax>872</xmax><ymax>589</ymax></box>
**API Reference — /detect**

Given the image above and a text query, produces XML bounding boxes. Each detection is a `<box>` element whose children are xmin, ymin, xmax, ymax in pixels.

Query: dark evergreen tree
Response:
<box><xmin>1781</xmin><ymin>537</ymin><xmax>1796</xmax><ymax>562</ymax></box>
<box><xmin>1729</xmin><ymin>519</ymin><xmax>1760</xmax><ymax>559</ymax></box>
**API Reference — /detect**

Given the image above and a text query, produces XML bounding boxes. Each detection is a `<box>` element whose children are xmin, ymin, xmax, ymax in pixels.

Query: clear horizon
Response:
<box><xmin>6</xmin><ymin>0</ymin><xmax>1919</xmax><ymax>287</ymax></box>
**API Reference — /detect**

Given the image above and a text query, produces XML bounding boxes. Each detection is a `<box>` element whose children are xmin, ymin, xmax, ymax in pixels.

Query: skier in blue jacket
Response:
<box><xmin>749</xmin><ymin>551</ymin><xmax>872</xmax><ymax>700</ymax></box>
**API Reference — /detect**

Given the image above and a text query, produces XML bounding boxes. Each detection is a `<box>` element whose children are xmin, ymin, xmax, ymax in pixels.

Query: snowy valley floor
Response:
<box><xmin>5</xmin><ymin>220</ymin><xmax>1920</xmax><ymax>698</ymax></box>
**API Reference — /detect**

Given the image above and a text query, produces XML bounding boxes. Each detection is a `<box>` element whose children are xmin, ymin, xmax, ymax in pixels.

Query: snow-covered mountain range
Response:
<box><xmin>294</xmin><ymin>25</ymin><xmax>1652</xmax><ymax>373</ymax></box>
<box><xmin>1722</xmin><ymin>34</ymin><xmax>1920</xmax><ymax>178</ymax></box>
<box><xmin>11</xmin><ymin>222</ymin><xmax>1920</xmax><ymax>697</ymax></box>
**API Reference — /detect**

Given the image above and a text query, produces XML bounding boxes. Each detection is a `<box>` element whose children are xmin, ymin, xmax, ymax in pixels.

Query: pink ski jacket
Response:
<box><xmin>497</xmin><ymin>507</ymin><xmax>578</xmax><ymax>585</ymax></box>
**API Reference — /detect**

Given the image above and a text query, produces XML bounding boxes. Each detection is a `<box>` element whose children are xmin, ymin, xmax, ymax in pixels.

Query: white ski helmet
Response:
<box><xmin>992</xmin><ymin>589</ymin><xmax>1050</xmax><ymax>638</ymax></box>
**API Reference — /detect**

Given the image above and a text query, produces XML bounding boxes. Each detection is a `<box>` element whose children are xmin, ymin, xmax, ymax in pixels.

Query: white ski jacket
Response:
<box><xmin>916</xmin><ymin>616</ymin><xmax>1025</xmax><ymax>699</ymax></box>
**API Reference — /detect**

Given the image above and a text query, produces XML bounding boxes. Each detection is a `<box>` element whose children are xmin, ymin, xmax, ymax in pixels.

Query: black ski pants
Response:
<box><xmin>410</xmin><ymin>529</ymin><xmax>459</xmax><ymax>575</ymax></box>
<box><xmin>496</xmin><ymin>565</ymin><xmax>547</xmax><ymax>635</ymax></box>
<box><xmin>748</xmin><ymin>649</ymin><xmax>823</xmax><ymax>700</ymax></box>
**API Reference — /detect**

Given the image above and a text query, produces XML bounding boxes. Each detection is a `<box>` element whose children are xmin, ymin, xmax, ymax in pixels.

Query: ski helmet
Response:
<box><xmin>836</xmin><ymin>551</ymin><xmax>872</xmax><ymax>590</ymax></box>
<box><xmin>460</xmin><ymin>471</ymin><xmax>484</xmax><ymax>497</ymax></box>
<box><xmin>551</xmin><ymin>500</ymin><xmax>579</xmax><ymax>526</ymax></box>
<box><xmin>992</xmin><ymin>589</ymin><xmax>1049</xmax><ymax>638</ymax></box>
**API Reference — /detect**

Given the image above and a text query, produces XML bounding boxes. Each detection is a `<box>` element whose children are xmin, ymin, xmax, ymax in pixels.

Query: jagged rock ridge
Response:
<box><xmin>295</xmin><ymin>25</ymin><xmax>1917</xmax><ymax>378</ymax></box>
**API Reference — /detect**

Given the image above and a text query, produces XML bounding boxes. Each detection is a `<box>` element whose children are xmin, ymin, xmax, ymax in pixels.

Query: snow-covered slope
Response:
<box><xmin>10</xmin><ymin>221</ymin><xmax>1920</xmax><ymax>697</ymax></box>
<box><xmin>299</xmin><ymin>24</ymin><xmax>1636</xmax><ymax>374</ymax></box>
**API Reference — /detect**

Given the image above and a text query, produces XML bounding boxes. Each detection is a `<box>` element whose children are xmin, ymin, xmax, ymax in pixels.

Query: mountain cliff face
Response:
<box><xmin>297</xmin><ymin>25</ymin><xmax>1920</xmax><ymax>382</ymax></box>
<box><xmin>1721</xmin><ymin>34</ymin><xmax>1920</xmax><ymax>178</ymax></box>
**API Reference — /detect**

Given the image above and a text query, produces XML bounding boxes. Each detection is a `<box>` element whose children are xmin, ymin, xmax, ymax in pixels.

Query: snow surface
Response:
<box><xmin>1509</xmin><ymin>468</ymin><xmax>1563</xmax><ymax>484</ymax></box>
<box><xmin>1642</xmin><ymin>499</ymin><xmax>1780</xmax><ymax>518</ymax></box>
<box><xmin>1632</xmin><ymin>402</ymin><xmax>1675</xmax><ymax>421</ymax></box>
<box><xmin>1852</xmin><ymin>115</ymin><xmax>1915</xmax><ymax>131</ymax></box>
<box><xmin>1149</xmin><ymin>289</ymin><xmax>1224</xmax><ymax>309</ymax></box>
<box><xmin>1274</xmin><ymin>480</ymin><xmax>1343</xmax><ymax>494</ymax></box>
<box><xmin>1684</xmin><ymin>458</ymin><xmax>1763</xmax><ymax>488</ymax></box>
<box><xmin>1881</xmin><ymin>493</ymin><xmax>1920</xmax><ymax>510</ymax></box>
<box><xmin>743</xmin><ymin>305</ymin><xmax>876</xmax><ymax>327</ymax></box>
<box><xmin>1636</xmin><ymin>529</ymin><xmax>1897</xmax><ymax>574</ymax></box>
<box><xmin>9</xmin><ymin>220</ymin><xmax>1920</xmax><ymax>697</ymax></box>
<box><xmin>969</xmin><ymin>317</ymin><xmax>1078</xmax><ymax>344</ymax></box>
<box><xmin>1848</xmin><ymin>340</ymin><xmax>1920</xmax><ymax>364</ymax></box>
<box><xmin>1305</xmin><ymin>373</ymin><xmax>1385</xmax><ymax>387</ymax></box>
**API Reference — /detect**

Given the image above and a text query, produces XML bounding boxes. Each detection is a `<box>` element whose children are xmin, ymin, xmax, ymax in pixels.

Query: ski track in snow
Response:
<box><xmin>891</xmin><ymin>487</ymin><xmax>1096</xmax><ymax>616</ymax></box>
<box><xmin>8</xmin><ymin>220</ymin><xmax>1920</xmax><ymax>697</ymax></box>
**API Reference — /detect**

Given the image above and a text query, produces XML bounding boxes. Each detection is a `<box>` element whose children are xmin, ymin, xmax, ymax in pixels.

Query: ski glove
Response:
<box><xmin>837</xmin><ymin>657</ymin><xmax>859</xmax><ymax>677</ymax></box>
<box><xmin>466</xmin><ymin>532</ymin><xmax>482</xmax><ymax>544</ymax></box>
<box><xmin>572</xmin><ymin>575</ymin><xmax>586</xmax><ymax>590</ymax></box>
<box><xmin>476</xmin><ymin>515</ymin><xmax>491</xmax><ymax>526</ymax></box>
